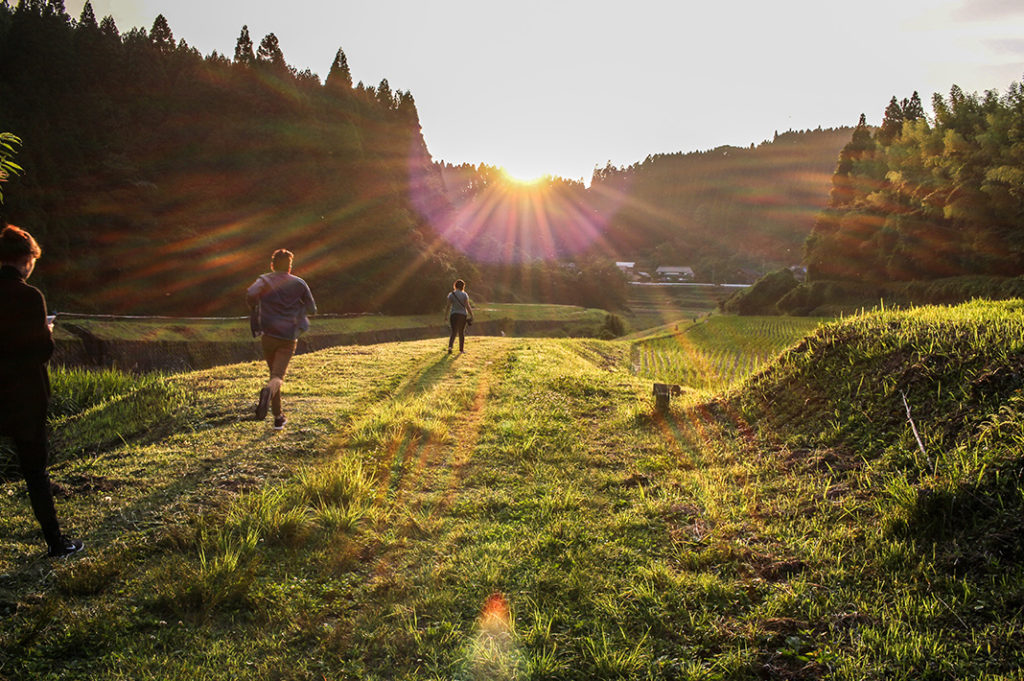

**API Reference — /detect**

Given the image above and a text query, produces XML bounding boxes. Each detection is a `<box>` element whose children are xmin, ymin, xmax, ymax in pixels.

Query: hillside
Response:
<box><xmin>590</xmin><ymin>128</ymin><xmax>854</xmax><ymax>279</ymax></box>
<box><xmin>2</xmin><ymin>303</ymin><xmax>1022</xmax><ymax>678</ymax></box>
<box><xmin>0</xmin><ymin>3</ymin><xmax>461</xmax><ymax>316</ymax></box>
<box><xmin>733</xmin><ymin>299</ymin><xmax>1024</xmax><ymax>571</ymax></box>
<box><xmin>430</xmin><ymin>129</ymin><xmax>853</xmax><ymax>280</ymax></box>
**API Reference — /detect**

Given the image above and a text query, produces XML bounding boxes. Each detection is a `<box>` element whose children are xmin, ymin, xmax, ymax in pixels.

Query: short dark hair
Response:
<box><xmin>454</xmin><ymin>279</ymin><xmax>465</xmax><ymax>290</ymax></box>
<box><xmin>0</xmin><ymin>225</ymin><xmax>41</xmax><ymax>263</ymax></box>
<box><xmin>271</xmin><ymin>249</ymin><xmax>293</xmax><ymax>271</ymax></box>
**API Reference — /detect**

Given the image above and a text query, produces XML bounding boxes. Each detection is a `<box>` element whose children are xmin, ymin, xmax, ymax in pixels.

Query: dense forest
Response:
<box><xmin>0</xmin><ymin>0</ymin><xmax>471</xmax><ymax>314</ymax></box>
<box><xmin>805</xmin><ymin>83</ymin><xmax>1024</xmax><ymax>282</ymax></box>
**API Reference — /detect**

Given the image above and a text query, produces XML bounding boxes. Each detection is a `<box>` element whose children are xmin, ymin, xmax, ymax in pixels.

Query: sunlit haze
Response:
<box><xmin>57</xmin><ymin>0</ymin><xmax>1024</xmax><ymax>182</ymax></box>
<box><xmin>501</xmin><ymin>168</ymin><xmax>547</xmax><ymax>186</ymax></box>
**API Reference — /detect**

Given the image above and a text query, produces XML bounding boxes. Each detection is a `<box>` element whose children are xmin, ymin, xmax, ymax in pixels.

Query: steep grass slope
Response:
<box><xmin>724</xmin><ymin>299</ymin><xmax>1024</xmax><ymax>676</ymax></box>
<box><xmin>735</xmin><ymin>300</ymin><xmax>1024</xmax><ymax>566</ymax></box>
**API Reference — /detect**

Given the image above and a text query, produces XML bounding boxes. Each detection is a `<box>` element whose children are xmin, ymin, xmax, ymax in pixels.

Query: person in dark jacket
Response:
<box><xmin>245</xmin><ymin>249</ymin><xmax>316</xmax><ymax>430</ymax></box>
<box><xmin>0</xmin><ymin>225</ymin><xmax>83</xmax><ymax>558</ymax></box>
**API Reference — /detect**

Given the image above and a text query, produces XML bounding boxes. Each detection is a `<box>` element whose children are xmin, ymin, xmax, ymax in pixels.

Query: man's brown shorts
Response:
<box><xmin>261</xmin><ymin>335</ymin><xmax>297</xmax><ymax>379</ymax></box>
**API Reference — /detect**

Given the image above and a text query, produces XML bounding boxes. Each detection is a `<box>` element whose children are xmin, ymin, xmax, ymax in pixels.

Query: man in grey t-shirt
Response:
<box><xmin>246</xmin><ymin>249</ymin><xmax>316</xmax><ymax>430</ymax></box>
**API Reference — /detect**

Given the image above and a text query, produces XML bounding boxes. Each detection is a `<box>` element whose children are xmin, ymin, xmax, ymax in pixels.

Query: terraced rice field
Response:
<box><xmin>630</xmin><ymin>315</ymin><xmax>826</xmax><ymax>390</ymax></box>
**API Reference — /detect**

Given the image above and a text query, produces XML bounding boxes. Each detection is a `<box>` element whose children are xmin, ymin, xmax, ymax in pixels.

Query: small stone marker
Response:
<box><xmin>652</xmin><ymin>382</ymin><xmax>682</xmax><ymax>413</ymax></box>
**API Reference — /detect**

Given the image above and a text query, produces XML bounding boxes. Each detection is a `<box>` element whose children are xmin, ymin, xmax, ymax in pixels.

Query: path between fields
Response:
<box><xmin>379</xmin><ymin>343</ymin><xmax>505</xmax><ymax>514</ymax></box>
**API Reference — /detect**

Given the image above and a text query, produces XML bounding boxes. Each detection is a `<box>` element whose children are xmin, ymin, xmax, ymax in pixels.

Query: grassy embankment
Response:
<box><xmin>51</xmin><ymin>303</ymin><xmax>611</xmax><ymax>344</ymax></box>
<box><xmin>2</xmin><ymin>302</ymin><xmax>1023</xmax><ymax>679</ymax></box>
<box><xmin>51</xmin><ymin>303</ymin><xmax>623</xmax><ymax>373</ymax></box>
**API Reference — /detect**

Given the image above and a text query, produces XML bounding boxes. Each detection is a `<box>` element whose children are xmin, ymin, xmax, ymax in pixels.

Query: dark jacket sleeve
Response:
<box><xmin>0</xmin><ymin>281</ymin><xmax>53</xmax><ymax>436</ymax></box>
<box><xmin>0</xmin><ymin>284</ymin><xmax>54</xmax><ymax>371</ymax></box>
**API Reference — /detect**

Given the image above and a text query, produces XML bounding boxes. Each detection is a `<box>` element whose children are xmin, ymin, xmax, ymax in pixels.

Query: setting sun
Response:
<box><xmin>500</xmin><ymin>166</ymin><xmax>547</xmax><ymax>186</ymax></box>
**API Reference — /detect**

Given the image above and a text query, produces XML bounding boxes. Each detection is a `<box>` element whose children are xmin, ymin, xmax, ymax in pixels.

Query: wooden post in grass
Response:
<box><xmin>653</xmin><ymin>383</ymin><xmax>681</xmax><ymax>414</ymax></box>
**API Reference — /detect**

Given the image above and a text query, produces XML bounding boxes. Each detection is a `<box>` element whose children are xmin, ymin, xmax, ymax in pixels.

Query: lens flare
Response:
<box><xmin>462</xmin><ymin>592</ymin><xmax>524</xmax><ymax>679</ymax></box>
<box><xmin>408</xmin><ymin>153</ymin><xmax>628</xmax><ymax>264</ymax></box>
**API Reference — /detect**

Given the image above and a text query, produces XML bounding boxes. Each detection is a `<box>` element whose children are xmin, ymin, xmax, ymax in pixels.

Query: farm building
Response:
<box><xmin>655</xmin><ymin>266</ymin><xmax>695</xmax><ymax>282</ymax></box>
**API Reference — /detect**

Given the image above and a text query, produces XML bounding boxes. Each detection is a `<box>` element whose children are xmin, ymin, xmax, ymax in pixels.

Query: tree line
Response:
<box><xmin>0</xmin><ymin>0</ymin><xmax>473</xmax><ymax>314</ymax></box>
<box><xmin>425</xmin><ymin>130</ymin><xmax>854</xmax><ymax>287</ymax></box>
<box><xmin>804</xmin><ymin>81</ymin><xmax>1024</xmax><ymax>282</ymax></box>
<box><xmin>17</xmin><ymin>1</ymin><xmax>990</xmax><ymax>316</ymax></box>
<box><xmin>1</xmin><ymin>1</ymin><xmax>636</xmax><ymax>314</ymax></box>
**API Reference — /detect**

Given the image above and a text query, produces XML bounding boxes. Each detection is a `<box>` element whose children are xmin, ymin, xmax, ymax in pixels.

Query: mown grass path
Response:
<box><xmin>4</xmin><ymin>335</ymin><xmax>777</xmax><ymax>680</ymax></box>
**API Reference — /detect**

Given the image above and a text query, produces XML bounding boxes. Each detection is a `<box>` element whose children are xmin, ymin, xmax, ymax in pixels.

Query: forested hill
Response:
<box><xmin>429</xmin><ymin>130</ymin><xmax>854</xmax><ymax>281</ymax></box>
<box><xmin>0</xmin><ymin>2</ymin><xmax>467</xmax><ymax>315</ymax></box>
<box><xmin>588</xmin><ymin>128</ymin><xmax>854</xmax><ymax>281</ymax></box>
<box><xmin>805</xmin><ymin>83</ymin><xmax>1024</xmax><ymax>282</ymax></box>
<box><xmin>0</xmin><ymin>2</ymin><xmax>861</xmax><ymax>314</ymax></box>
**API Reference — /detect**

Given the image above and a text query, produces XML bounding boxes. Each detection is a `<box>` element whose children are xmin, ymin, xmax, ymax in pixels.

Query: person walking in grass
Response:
<box><xmin>246</xmin><ymin>248</ymin><xmax>316</xmax><ymax>430</ymax></box>
<box><xmin>444</xmin><ymin>279</ymin><xmax>473</xmax><ymax>354</ymax></box>
<box><xmin>0</xmin><ymin>225</ymin><xmax>83</xmax><ymax>558</ymax></box>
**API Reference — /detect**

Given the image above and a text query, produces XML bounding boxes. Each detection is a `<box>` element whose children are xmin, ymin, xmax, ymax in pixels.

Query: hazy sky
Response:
<box><xmin>66</xmin><ymin>0</ymin><xmax>1024</xmax><ymax>182</ymax></box>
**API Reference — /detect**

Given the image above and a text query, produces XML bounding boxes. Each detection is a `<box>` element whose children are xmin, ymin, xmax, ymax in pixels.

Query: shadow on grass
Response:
<box><xmin>395</xmin><ymin>352</ymin><xmax>458</xmax><ymax>399</ymax></box>
<box><xmin>898</xmin><ymin>456</ymin><xmax>1024</xmax><ymax>572</ymax></box>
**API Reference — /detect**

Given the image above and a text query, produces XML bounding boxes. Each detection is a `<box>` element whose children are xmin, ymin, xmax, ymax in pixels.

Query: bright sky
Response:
<box><xmin>67</xmin><ymin>0</ymin><xmax>1024</xmax><ymax>182</ymax></box>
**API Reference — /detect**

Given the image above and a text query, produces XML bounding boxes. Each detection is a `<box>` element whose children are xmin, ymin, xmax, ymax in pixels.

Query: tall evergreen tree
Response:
<box><xmin>149</xmin><ymin>14</ymin><xmax>174</xmax><ymax>52</ymax></box>
<box><xmin>256</xmin><ymin>32</ymin><xmax>286</xmax><ymax>71</ymax></box>
<box><xmin>78</xmin><ymin>1</ymin><xmax>96</xmax><ymax>29</ymax></box>
<box><xmin>16</xmin><ymin>0</ymin><xmax>44</xmax><ymax>16</ymax></box>
<box><xmin>233</xmin><ymin>25</ymin><xmax>254</xmax><ymax>65</ymax></box>
<box><xmin>376</xmin><ymin>77</ymin><xmax>394</xmax><ymax>109</ymax></box>
<box><xmin>397</xmin><ymin>90</ymin><xmax>418</xmax><ymax>122</ymax></box>
<box><xmin>878</xmin><ymin>96</ymin><xmax>904</xmax><ymax>145</ymax></box>
<box><xmin>44</xmin><ymin>0</ymin><xmax>67</xmax><ymax>20</ymax></box>
<box><xmin>902</xmin><ymin>91</ymin><xmax>924</xmax><ymax>120</ymax></box>
<box><xmin>326</xmin><ymin>47</ymin><xmax>352</xmax><ymax>90</ymax></box>
<box><xmin>98</xmin><ymin>14</ymin><xmax>118</xmax><ymax>39</ymax></box>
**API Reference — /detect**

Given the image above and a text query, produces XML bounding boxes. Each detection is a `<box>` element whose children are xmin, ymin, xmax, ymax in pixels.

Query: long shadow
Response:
<box><xmin>0</xmin><ymin>396</ymin><xmax>332</xmax><ymax>606</ymax></box>
<box><xmin>393</xmin><ymin>352</ymin><xmax>458</xmax><ymax>400</ymax></box>
<box><xmin>0</xmin><ymin>349</ymin><xmax>460</xmax><ymax>603</ymax></box>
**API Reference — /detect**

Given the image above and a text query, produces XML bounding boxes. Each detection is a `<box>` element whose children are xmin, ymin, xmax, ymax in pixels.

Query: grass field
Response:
<box><xmin>2</xmin><ymin>305</ymin><xmax>1023</xmax><ymax>679</ymax></box>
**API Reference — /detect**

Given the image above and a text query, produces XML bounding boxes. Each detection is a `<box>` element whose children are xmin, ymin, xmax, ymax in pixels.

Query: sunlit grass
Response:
<box><xmin>630</xmin><ymin>314</ymin><xmax>826</xmax><ymax>390</ymax></box>
<box><xmin>2</xmin><ymin>303</ymin><xmax>1023</xmax><ymax>678</ymax></box>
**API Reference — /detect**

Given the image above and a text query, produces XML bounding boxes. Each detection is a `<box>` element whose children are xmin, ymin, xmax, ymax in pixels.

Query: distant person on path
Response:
<box><xmin>0</xmin><ymin>225</ymin><xmax>83</xmax><ymax>558</ymax></box>
<box><xmin>444</xmin><ymin>279</ymin><xmax>473</xmax><ymax>354</ymax></box>
<box><xmin>246</xmin><ymin>249</ymin><xmax>316</xmax><ymax>430</ymax></box>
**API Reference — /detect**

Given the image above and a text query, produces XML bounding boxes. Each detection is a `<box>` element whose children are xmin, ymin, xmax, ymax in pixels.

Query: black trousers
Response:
<box><xmin>12</xmin><ymin>428</ymin><xmax>62</xmax><ymax>547</ymax></box>
<box><xmin>449</xmin><ymin>313</ymin><xmax>468</xmax><ymax>352</ymax></box>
